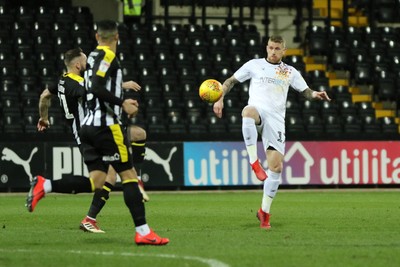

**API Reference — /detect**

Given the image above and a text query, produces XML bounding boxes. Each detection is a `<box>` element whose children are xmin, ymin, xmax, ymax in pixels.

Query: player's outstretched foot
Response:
<box><xmin>80</xmin><ymin>217</ymin><xmax>105</xmax><ymax>233</ymax></box>
<box><xmin>256</xmin><ymin>208</ymin><xmax>271</xmax><ymax>230</ymax></box>
<box><xmin>26</xmin><ymin>175</ymin><xmax>46</xmax><ymax>212</ymax></box>
<box><xmin>138</xmin><ymin>179</ymin><xmax>150</xmax><ymax>202</ymax></box>
<box><xmin>251</xmin><ymin>160</ymin><xmax>267</xmax><ymax>181</ymax></box>
<box><xmin>135</xmin><ymin>229</ymin><xmax>169</xmax><ymax>246</ymax></box>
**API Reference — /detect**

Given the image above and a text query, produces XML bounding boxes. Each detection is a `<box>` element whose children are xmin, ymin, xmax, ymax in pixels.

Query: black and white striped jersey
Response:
<box><xmin>83</xmin><ymin>45</ymin><xmax>124</xmax><ymax>127</ymax></box>
<box><xmin>50</xmin><ymin>73</ymin><xmax>86</xmax><ymax>144</ymax></box>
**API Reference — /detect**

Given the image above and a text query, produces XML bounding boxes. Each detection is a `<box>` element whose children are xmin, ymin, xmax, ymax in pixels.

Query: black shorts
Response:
<box><xmin>80</xmin><ymin>124</ymin><xmax>133</xmax><ymax>173</ymax></box>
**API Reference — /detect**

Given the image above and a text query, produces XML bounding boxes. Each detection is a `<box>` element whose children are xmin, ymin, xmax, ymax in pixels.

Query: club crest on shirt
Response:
<box><xmin>275</xmin><ymin>64</ymin><xmax>291</xmax><ymax>80</ymax></box>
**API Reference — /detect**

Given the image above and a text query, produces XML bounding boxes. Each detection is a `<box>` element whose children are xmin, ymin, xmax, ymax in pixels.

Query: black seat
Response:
<box><xmin>357</xmin><ymin>101</ymin><xmax>376</xmax><ymax>119</ymax></box>
<box><xmin>377</xmin><ymin>6</ymin><xmax>396</xmax><ymax>23</ymax></box>
<box><xmin>1</xmin><ymin>94</ymin><xmax>20</xmax><ymax>113</ymax></box>
<box><xmin>346</xmin><ymin>26</ymin><xmax>363</xmax><ymax>42</ymax></box>
<box><xmin>339</xmin><ymin>100</ymin><xmax>358</xmax><ymax>117</ymax></box>
<box><xmin>331</xmin><ymin>85</ymin><xmax>352</xmax><ymax>102</ymax></box>
<box><xmin>324</xmin><ymin>115</ymin><xmax>343</xmax><ymax>134</ymax></box>
<box><xmin>2</xmin><ymin>112</ymin><xmax>23</xmax><ymax>133</ymax></box>
<box><xmin>226</xmin><ymin>113</ymin><xmax>242</xmax><ymax>135</ymax></box>
<box><xmin>363</xmin><ymin>115</ymin><xmax>381</xmax><ymax>134</ymax></box>
<box><xmin>284</xmin><ymin>55</ymin><xmax>305</xmax><ymax>74</ymax></box>
<box><xmin>374</xmin><ymin>71</ymin><xmax>396</xmax><ymax>101</ymax></box>
<box><xmin>286</xmin><ymin>99</ymin><xmax>301</xmax><ymax>117</ymax></box>
<box><xmin>387</xmin><ymin>40</ymin><xmax>400</xmax><ymax>58</ymax></box>
<box><xmin>36</xmin><ymin>6</ymin><xmax>55</xmax><ymax>24</ymax></box>
<box><xmin>320</xmin><ymin>101</ymin><xmax>339</xmax><ymax>120</ymax></box>
<box><xmin>208</xmin><ymin>115</ymin><xmax>227</xmax><ymax>134</ymax></box>
<box><xmin>306</xmin><ymin>25</ymin><xmax>327</xmax><ymax>56</ymax></box>
<box><xmin>353</xmin><ymin>62</ymin><xmax>373</xmax><ymax>84</ymax></box>
<box><xmin>301</xmin><ymin>99</ymin><xmax>320</xmax><ymax>117</ymax></box>
<box><xmin>305</xmin><ymin>115</ymin><xmax>324</xmax><ymax>133</ymax></box>
<box><xmin>378</xmin><ymin>116</ymin><xmax>398</xmax><ymax>134</ymax></box>
<box><xmin>330</xmin><ymin>47</ymin><xmax>349</xmax><ymax>70</ymax></box>
<box><xmin>343</xmin><ymin>115</ymin><xmax>362</xmax><ymax>133</ymax></box>
<box><xmin>24</xmin><ymin>112</ymin><xmax>39</xmax><ymax>133</ymax></box>
<box><xmin>168</xmin><ymin>113</ymin><xmax>187</xmax><ymax>134</ymax></box>
<box><xmin>307</xmin><ymin>70</ymin><xmax>329</xmax><ymax>88</ymax></box>
<box><xmin>286</xmin><ymin>114</ymin><xmax>305</xmax><ymax>134</ymax></box>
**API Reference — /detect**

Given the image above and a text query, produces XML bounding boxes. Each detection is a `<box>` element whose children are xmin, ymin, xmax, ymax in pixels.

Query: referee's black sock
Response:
<box><xmin>122</xmin><ymin>180</ymin><xmax>146</xmax><ymax>226</ymax></box>
<box><xmin>51</xmin><ymin>175</ymin><xmax>93</xmax><ymax>194</ymax></box>
<box><xmin>87</xmin><ymin>182</ymin><xmax>114</xmax><ymax>219</ymax></box>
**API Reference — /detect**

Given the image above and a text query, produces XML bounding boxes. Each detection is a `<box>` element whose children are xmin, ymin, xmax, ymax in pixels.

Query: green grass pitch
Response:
<box><xmin>0</xmin><ymin>190</ymin><xmax>399</xmax><ymax>267</ymax></box>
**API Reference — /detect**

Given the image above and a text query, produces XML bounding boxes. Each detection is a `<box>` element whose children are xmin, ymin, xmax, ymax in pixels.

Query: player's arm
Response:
<box><xmin>37</xmin><ymin>88</ymin><xmax>53</xmax><ymax>131</ymax></box>
<box><xmin>213</xmin><ymin>75</ymin><xmax>239</xmax><ymax>118</ymax></box>
<box><xmin>91</xmin><ymin>60</ymin><xmax>138</xmax><ymax>116</ymax></box>
<box><xmin>122</xmin><ymin>81</ymin><xmax>141</xmax><ymax>91</ymax></box>
<box><xmin>301</xmin><ymin>88</ymin><xmax>331</xmax><ymax>101</ymax></box>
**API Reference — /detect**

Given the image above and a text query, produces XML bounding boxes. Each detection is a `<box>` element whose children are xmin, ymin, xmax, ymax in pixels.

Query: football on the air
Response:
<box><xmin>199</xmin><ymin>79</ymin><xmax>223</xmax><ymax>103</ymax></box>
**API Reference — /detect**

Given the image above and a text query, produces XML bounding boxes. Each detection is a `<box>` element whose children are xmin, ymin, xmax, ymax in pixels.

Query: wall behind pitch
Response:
<box><xmin>1</xmin><ymin>141</ymin><xmax>399</xmax><ymax>191</ymax></box>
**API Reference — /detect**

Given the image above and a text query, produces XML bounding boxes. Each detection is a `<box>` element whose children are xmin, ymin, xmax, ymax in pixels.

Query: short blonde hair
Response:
<box><xmin>268</xmin><ymin>35</ymin><xmax>286</xmax><ymax>48</ymax></box>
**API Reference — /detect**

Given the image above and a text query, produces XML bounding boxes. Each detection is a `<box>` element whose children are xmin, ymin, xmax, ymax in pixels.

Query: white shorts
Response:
<box><xmin>255</xmin><ymin>107</ymin><xmax>285</xmax><ymax>156</ymax></box>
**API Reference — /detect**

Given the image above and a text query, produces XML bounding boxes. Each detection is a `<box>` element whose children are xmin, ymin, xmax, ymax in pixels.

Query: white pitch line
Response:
<box><xmin>0</xmin><ymin>248</ymin><xmax>230</xmax><ymax>267</ymax></box>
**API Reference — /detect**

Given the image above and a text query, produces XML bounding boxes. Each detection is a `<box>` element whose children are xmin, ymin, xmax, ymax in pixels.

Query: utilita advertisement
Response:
<box><xmin>184</xmin><ymin>141</ymin><xmax>400</xmax><ymax>186</ymax></box>
<box><xmin>1</xmin><ymin>141</ymin><xmax>399</xmax><ymax>190</ymax></box>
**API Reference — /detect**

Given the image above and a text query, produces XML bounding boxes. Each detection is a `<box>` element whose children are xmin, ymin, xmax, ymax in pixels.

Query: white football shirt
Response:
<box><xmin>234</xmin><ymin>58</ymin><xmax>309</xmax><ymax>122</ymax></box>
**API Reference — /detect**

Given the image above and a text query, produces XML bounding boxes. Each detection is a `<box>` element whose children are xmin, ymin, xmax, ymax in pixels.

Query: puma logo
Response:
<box><xmin>1</xmin><ymin>147</ymin><xmax>38</xmax><ymax>181</ymax></box>
<box><xmin>145</xmin><ymin>147</ymin><xmax>177</xmax><ymax>181</ymax></box>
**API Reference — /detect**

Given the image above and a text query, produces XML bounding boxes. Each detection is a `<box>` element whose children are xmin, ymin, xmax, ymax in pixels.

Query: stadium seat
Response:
<box><xmin>208</xmin><ymin>116</ymin><xmax>227</xmax><ymax>134</ymax></box>
<box><xmin>343</xmin><ymin>115</ymin><xmax>362</xmax><ymax>133</ymax></box>
<box><xmin>286</xmin><ymin>99</ymin><xmax>301</xmax><ymax>117</ymax></box>
<box><xmin>301</xmin><ymin>99</ymin><xmax>320</xmax><ymax>117</ymax></box>
<box><xmin>167</xmin><ymin>23</ymin><xmax>185</xmax><ymax>40</ymax></box>
<box><xmin>378</xmin><ymin>116</ymin><xmax>398</xmax><ymax>134</ymax></box>
<box><xmin>305</xmin><ymin>115</ymin><xmax>324</xmax><ymax>134</ymax></box>
<box><xmin>331</xmin><ymin>85</ymin><xmax>352</xmax><ymax>102</ymax></box>
<box><xmin>36</xmin><ymin>6</ymin><xmax>55</xmax><ymax>24</ymax></box>
<box><xmin>2</xmin><ymin>112</ymin><xmax>23</xmax><ymax>133</ymax></box>
<box><xmin>377</xmin><ymin>6</ymin><xmax>396</xmax><ymax>23</ymax></box>
<box><xmin>306</xmin><ymin>70</ymin><xmax>329</xmax><ymax>88</ymax></box>
<box><xmin>374</xmin><ymin>71</ymin><xmax>396</xmax><ymax>101</ymax></box>
<box><xmin>320</xmin><ymin>101</ymin><xmax>339</xmax><ymax>120</ymax></box>
<box><xmin>284</xmin><ymin>55</ymin><xmax>305</xmax><ymax>74</ymax></box>
<box><xmin>286</xmin><ymin>114</ymin><xmax>306</xmax><ymax>134</ymax></box>
<box><xmin>324</xmin><ymin>115</ymin><xmax>343</xmax><ymax>134</ymax></box>
<box><xmin>339</xmin><ymin>100</ymin><xmax>358</xmax><ymax>117</ymax></box>
<box><xmin>306</xmin><ymin>25</ymin><xmax>327</xmax><ymax>56</ymax></box>
<box><xmin>24</xmin><ymin>112</ymin><xmax>39</xmax><ymax>133</ymax></box>
<box><xmin>353</xmin><ymin>62</ymin><xmax>372</xmax><ymax>84</ymax></box>
<box><xmin>346</xmin><ymin>26</ymin><xmax>363</xmax><ymax>42</ymax></box>
<box><xmin>356</xmin><ymin>102</ymin><xmax>376</xmax><ymax>123</ymax></box>
<box><xmin>168</xmin><ymin>113</ymin><xmax>187</xmax><ymax>134</ymax></box>
<box><xmin>363</xmin><ymin>115</ymin><xmax>381</xmax><ymax>134</ymax></box>
<box><xmin>330</xmin><ymin>47</ymin><xmax>349</xmax><ymax>70</ymax></box>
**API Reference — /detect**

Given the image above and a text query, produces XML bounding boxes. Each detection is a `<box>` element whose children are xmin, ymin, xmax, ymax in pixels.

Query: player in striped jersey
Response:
<box><xmin>79</xmin><ymin>20</ymin><xmax>168</xmax><ymax>245</ymax></box>
<box><xmin>26</xmin><ymin>48</ymin><xmax>112</xmax><ymax>213</ymax></box>
<box><xmin>28</xmin><ymin>48</ymin><xmax>149</xmax><ymax>216</ymax></box>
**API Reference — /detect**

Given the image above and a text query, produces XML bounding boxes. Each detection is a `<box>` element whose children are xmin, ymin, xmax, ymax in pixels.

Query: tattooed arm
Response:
<box><xmin>301</xmin><ymin>88</ymin><xmax>331</xmax><ymax>101</ymax></box>
<box><xmin>213</xmin><ymin>75</ymin><xmax>240</xmax><ymax>118</ymax></box>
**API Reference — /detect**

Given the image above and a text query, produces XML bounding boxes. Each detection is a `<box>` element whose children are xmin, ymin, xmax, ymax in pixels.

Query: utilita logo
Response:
<box><xmin>186</xmin><ymin>148</ymin><xmax>263</xmax><ymax>186</ymax></box>
<box><xmin>284</xmin><ymin>142</ymin><xmax>400</xmax><ymax>185</ymax></box>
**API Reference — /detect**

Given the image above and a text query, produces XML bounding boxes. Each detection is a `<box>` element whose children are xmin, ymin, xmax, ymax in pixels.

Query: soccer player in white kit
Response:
<box><xmin>213</xmin><ymin>36</ymin><xmax>331</xmax><ymax>229</ymax></box>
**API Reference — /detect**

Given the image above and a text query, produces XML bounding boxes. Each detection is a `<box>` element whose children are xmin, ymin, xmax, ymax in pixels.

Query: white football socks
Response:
<box><xmin>242</xmin><ymin>117</ymin><xmax>258</xmax><ymax>163</ymax></box>
<box><xmin>262</xmin><ymin>170</ymin><xmax>281</xmax><ymax>213</ymax></box>
<box><xmin>43</xmin><ymin>179</ymin><xmax>52</xmax><ymax>193</ymax></box>
<box><xmin>136</xmin><ymin>224</ymin><xmax>150</xmax><ymax>236</ymax></box>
